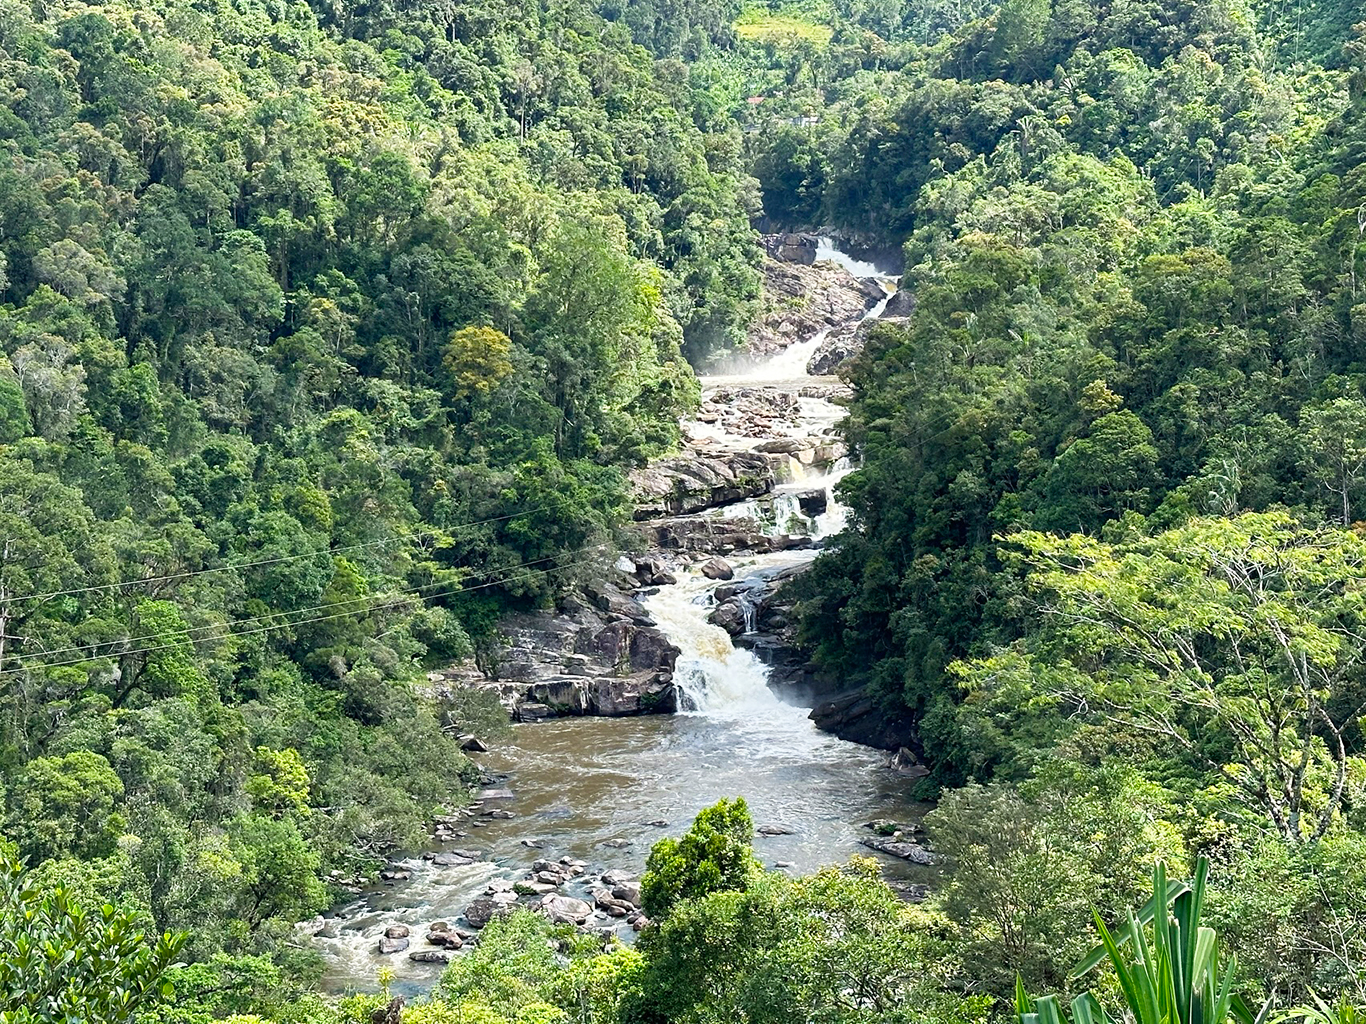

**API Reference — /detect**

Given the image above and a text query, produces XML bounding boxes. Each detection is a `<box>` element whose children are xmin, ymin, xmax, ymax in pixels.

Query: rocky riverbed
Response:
<box><xmin>312</xmin><ymin>236</ymin><xmax>924</xmax><ymax>996</ymax></box>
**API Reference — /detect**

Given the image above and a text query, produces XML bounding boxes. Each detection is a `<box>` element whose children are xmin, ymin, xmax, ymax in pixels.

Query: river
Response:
<box><xmin>313</xmin><ymin>240</ymin><xmax>924</xmax><ymax>998</ymax></box>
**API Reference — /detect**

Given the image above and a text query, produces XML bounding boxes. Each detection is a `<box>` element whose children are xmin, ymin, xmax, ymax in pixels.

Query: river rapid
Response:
<box><xmin>313</xmin><ymin>240</ymin><xmax>924</xmax><ymax>997</ymax></box>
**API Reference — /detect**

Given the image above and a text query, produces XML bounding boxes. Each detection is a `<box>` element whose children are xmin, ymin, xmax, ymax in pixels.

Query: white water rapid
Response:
<box><xmin>312</xmin><ymin>240</ymin><xmax>927</xmax><ymax>999</ymax></box>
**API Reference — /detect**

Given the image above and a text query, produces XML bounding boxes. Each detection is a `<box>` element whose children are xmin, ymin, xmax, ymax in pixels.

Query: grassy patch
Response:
<box><xmin>735</xmin><ymin>11</ymin><xmax>834</xmax><ymax>45</ymax></box>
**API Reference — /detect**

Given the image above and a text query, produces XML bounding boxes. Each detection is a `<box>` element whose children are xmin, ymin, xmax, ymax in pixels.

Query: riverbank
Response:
<box><xmin>310</xmin><ymin>237</ymin><xmax>921</xmax><ymax>995</ymax></box>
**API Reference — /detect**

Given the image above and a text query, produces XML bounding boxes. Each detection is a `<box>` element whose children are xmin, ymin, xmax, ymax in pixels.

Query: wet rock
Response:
<box><xmin>521</xmin><ymin>838</ymin><xmax>545</xmax><ymax>848</ymax></box>
<box><xmin>379</xmin><ymin>869</ymin><xmax>412</xmax><ymax>881</ymax></box>
<box><xmin>518</xmin><ymin>703</ymin><xmax>553</xmax><ymax>721</ymax></box>
<box><xmin>409</xmin><ymin>950</ymin><xmax>450</xmax><ymax>965</ymax></box>
<box><xmin>431</xmin><ymin>853</ymin><xmax>473</xmax><ymax>868</ymax></box>
<box><xmin>540</xmin><ymin>894</ymin><xmax>593</xmax><ymax>925</ymax></box>
<box><xmin>796</xmin><ymin>489</ymin><xmax>828</xmax><ymax>517</ymax></box>
<box><xmin>645</xmin><ymin>819</ymin><xmax>668</xmax><ymax>827</ymax></box>
<box><xmin>611</xmin><ymin>883</ymin><xmax>641</xmax><ymax>905</ymax></box>
<box><xmin>584</xmin><ymin>582</ymin><xmax>654</xmax><ymax>625</ymax></box>
<box><xmin>762</xmin><ymin>232</ymin><xmax>818</xmax><ymax>265</ymax></box>
<box><xmin>859</xmin><ymin>836</ymin><xmax>937</xmax><ymax>864</ymax></box>
<box><xmin>600</xmin><ymin>869</ymin><xmax>635</xmax><ymax>887</ymax></box>
<box><xmin>385</xmin><ymin>925</ymin><xmax>411</xmax><ymax>939</ymax></box>
<box><xmin>708</xmin><ymin>599</ymin><xmax>747</xmax><ymax>636</ymax></box>
<box><xmin>601</xmin><ymin>838</ymin><xmax>632</xmax><ymax>849</ymax></box>
<box><xmin>883</xmin><ymin>287</ymin><xmax>915</xmax><ymax>317</ymax></box>
<box><xmin>809</xmin><ymin>689</ymin><xmax>916</xmax><ymax>751</ymax></box>
<box><xmin>890</xmin><ymin>747</ymin><xmax>930</xmax><ymax>778</ymax></box>
<box><xmin>807</xmin><ymin>314</ymin><xmax>910</xmax><ymax>376</ymax></box>
<box><xmin>377</xmin><ymin>936</ymin><xmax>410</xmax><ymax>954</ymax></box>
<box><xmin>747</xmin><ymin>253</ymin><xmax>887</xmax><ymax>360</ymax></box>
<box><xmin>460</xmin><ymin>735</ymin><xmax>489</xmax><ymax>752</ymax></box>
<box><xmin>700</xmin><ymin>557</ymin><xmax>734</xmax><ymax>581</ymax></box>
<box><xmin>757</xmin><ymin>824</ymin><xmax>795</xmax><ymax>836</ymax></box>
<box><xmin>427</xmin><ymin>930</ymin><xmax>464</xmax><ymax>949</ymax></box>
<box><xmin>633</xmin><ymin>554</ymin><xmax>677</xmax><ymax>587</ymax></box>
<box><xmin>631</xmin><ymin>916</ymin><xmax>650</xmax><ymax>932</ymax></box>
<box><xmin>463</xmin><ymin>898</ymin><xmax>498</xmax><ymax>929</ymax></box>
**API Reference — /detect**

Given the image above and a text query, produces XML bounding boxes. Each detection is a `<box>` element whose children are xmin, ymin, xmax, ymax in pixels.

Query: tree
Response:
<box><xmin>5</xmin><ymin>750</ymin><xmax>126</xmax><ymax>864</ymax></box>
<box><xmin>640</xmin><ymin>798</ymin><xmax>760</xmax><ymax>920</ymax></box>
<box><xmin>636</xmin><ymin>860</ymin><xmax>990</xmax><ymax>1024</ymax></box>
<box><xmin>0</xmin><ymin>851</ymin><xmax>185</xmax><ymax>1022</ymax></box>
<box><xmin>1299</xmin><ymin>396</ymin><xmax>1366</xmax><ymax>526</ymax></box>
<box><xmin>971</xmin><ymin>514</ymin><xmax>1366</xmax><ymax>844</ymax></box>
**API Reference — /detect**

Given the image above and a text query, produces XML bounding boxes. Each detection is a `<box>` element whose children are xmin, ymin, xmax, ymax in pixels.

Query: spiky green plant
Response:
<box><xmin>1017</xmin><ymin>859</ymin><xmax>1261</xmax><ymax>1024</ymax></box>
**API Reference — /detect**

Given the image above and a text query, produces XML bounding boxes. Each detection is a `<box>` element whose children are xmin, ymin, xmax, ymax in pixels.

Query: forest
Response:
<box><xmin>3</xmin><ymin>0</ymin><xmax>1366</xmax><ymax>1019</ymax></box>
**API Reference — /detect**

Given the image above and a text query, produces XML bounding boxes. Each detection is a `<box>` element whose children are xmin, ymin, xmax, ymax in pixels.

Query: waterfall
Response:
<box><xmin>647</xmin><ymin>576</ymin><xmax>785</xmax><ymax>716</ymax></box>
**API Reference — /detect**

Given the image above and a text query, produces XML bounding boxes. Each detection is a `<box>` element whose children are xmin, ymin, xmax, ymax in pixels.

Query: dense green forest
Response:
<box><xmin>5</xmin><ymin>0</ymin><xmax>1366</xmax><ymax>1018</ymax></box>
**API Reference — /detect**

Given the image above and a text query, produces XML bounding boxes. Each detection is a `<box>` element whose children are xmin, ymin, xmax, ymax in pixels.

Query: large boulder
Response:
<box><xmin>809</xmin><ymin>689</ymin><xmax>916</xmax><ymax>751</ymax></box>
<box><xmin>539</xmin><ymin>894</ymin><xmax>593</xmax><ymax>925</ymax></box>
<box><xmin>700</xmin><ymin>557</ymin><xmax>734</xmax><ymax>581</ymax></box>
<box><xmin>796</xmin><ymin>489</ymin><xmax>828</xmax><ymax>517</ymax></box>
<box><xmin>630</xmin><ymin>452</ymin><xmax>775</xmax><ymax>520</ymax></box>
<box><xmin>708</xmin><ymin>599</ymin><xmax>747</xmax><ymax>636</ymax></box>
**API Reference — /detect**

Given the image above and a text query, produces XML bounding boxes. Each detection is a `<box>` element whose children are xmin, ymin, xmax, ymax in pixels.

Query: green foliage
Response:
<box><xmin>634</xmin><ymin>858</ymin><xmax>991</xmax><ymax>1024</ymax></box>
<box><xmin>1017</xmin><ymin>859</ymin><xmax>1256</xmax><ymax>1024</ymax></box>
<box><xmin>0</xmin><ymin>850</ymin><xmax>186</xmax><ymax>1022</ymax></box>
<box><xmin>639</xmin><ymin>797</ymin><xmax>761</xmax><ymax>919</ymax></box>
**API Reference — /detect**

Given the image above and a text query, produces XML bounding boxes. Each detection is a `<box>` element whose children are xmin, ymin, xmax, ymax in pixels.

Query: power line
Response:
<box><xmin>0</xmin><ymin>496</ymin><xmax>587</xmax><ymax>607</ymax></box>
<box><xmin>11</xmin><ymin>546</ymin><xmax>605</xmax><ymax>665</ymax></box>
<box><xmin>0</xmin><ymin>547</ymin><xmax>612</xmax><ymax>678</ymax></box>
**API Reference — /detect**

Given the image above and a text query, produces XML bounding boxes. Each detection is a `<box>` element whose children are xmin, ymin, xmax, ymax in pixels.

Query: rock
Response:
<box><xmin>807</xmin><ymin>314</ymin><xmax>910</xmax><ymax>376</ymax></box>
<box><xmin>594</xmin><ymin>889</ymin><xmax>634</xmax><ymax>916</ymax></box>
<box><xmin>379</xmin><ymin>869</ymin><xmax>412</xmax><ymax>881</ymax></box>
<box><xmin>746</xmin><ymin>253</ymin><xmax>887</xmax><ymax>359</ymax></box>
<box><xmin>540</xmin><ymin>894</ymin><xmax>593</xmax><ymax>925</ymax></box>
<box><xmin>700</xmin><ymin>557</ymin><xmax>734</xmax><ymax>581</ymax></box>
<box><xmin>883</xmin><ymin>286</ymin><xmax>915</xmax><ymax>317</ymax></box>
<box><xmin>809</xmin><ymin>689</ymin><xmax>916</xmax><ymax>751</ymax></box>
<box><xmin>600</xmin><ymin>869</ymin><xmax>635</xmax><ymax>887</ymax></box>
<box><xmin>519</xmin><ymin>702</ymin><xmax>553</xmax><ymax>721</ymax></box>
<box><xmin>630</xmin><ymin>452</ymin><xmax>775</xmax><ymax>520</ymax></box>
<box><xmin>796</xmin><ymin>489</ymin><xmax>828</xmax><ymax>517</ymax></box>
<box><xmin>426</xmin><ymin>930</ymin><xmax>464</xmax><ymax>949</ymax></box>
<box><xmin>645</xmin><ymin>819</ymin><xmax>668</xmax><ymax>827</ymax></box>
<box><xmin>460</xmin><ymin>735</ymin><xmax>489</xmax><ymax>753</ymax></box>
<box><xmin>757</xmin><ymin>824</ymin><xmax>795</xmax><ymax>836</ymax></box>
<box><xmin>601</xmin><ymin>838</ymin><xmax>631</xmax><ymax>849</ymax></box>
<box><xmin>431</xmin><ymin>853</ymin><xmax>474</xmax><ymax>867</ymax></box>
<box><xmin>409</xmin><ymin>950</ymin><xmax>450</xmax><ymax>965</ymax></box>
<box><xmin>859</xmin><ymin>836</ymin><xmax>937</xmax><ymax>865</ymax></box>
<box><xmin>611</xmin><ymin>883</ymin><xmax>641</xmax><ymax>905</ymax></box>
<box><xmin>708</xmin><ymin>599</ymin><xmax>747</xmax><ymax>636</ymax></box>
<box><xmin>631</xmin><ymin>916</ymin><xmax>650</xmax><ymax>932</ymax></box>
<box><xmin>521</xmin><ymin>838</ymin><xmax>545</xmax><ymax>848</ymax></box>
<box><xmin>477</xmin><ymin>787</ymin><xmax>514</xmax><ymax>801</ymax></box>
<box><xmin>762</xmin><ymin>232</ymin><xmax>819</xmax><ymax>265</ymax></box>
<box><xmin>584</xmin><ymin>582</ymin><xmax>654</xmax><ymax>624</ymax></box>
<box><xmin>890</xmin><ymin>747</ymin><xmax>930</xmax><ymax>778</ymax></box>
<box><xmin>633</xmin><ymin>554</ymin><xmax>678</xmax><ymax>587</ymax></box>
<box><xmin>752</xmin><ymin>438</ymin><xmax>805</xmax><ymax>455</ymax></box>
<box><xmin>385</xmin><ymin>925</ymin><xmax>410</xmax><ymax>939</ymax></box>
<box><xmin>377</xmin><ymin>936</ymin><xmax>410</xmax><ymax>954</ymax></box>
<box><xmin>463</xmin><ymin>899</ymin><xmax>498</xmax><ymax>929</ymax></box>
